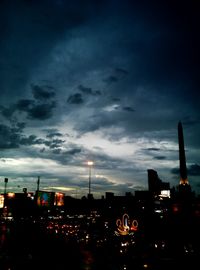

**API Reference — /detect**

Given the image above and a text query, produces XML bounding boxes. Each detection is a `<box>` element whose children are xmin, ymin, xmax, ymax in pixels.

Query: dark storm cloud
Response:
<box><xmin>103</xmin><ymin>66</ymin><xmax>129</xmax><ymax>84</ymax></box>
<box><xmin>171</xmin><ymin>164</ymin><xmax>200</xmax><ymax>176</ymax></box>
<box><xmin>127</xmin><ymin>2</ymin><xmax>199</xmax><ymax>89</ymax></box>
<box><xmin>66</xmin><ymin>84</ymin><xmax>102</xmax><ymax>107</ymax></box>
<box><xmin>103</xmin><ymin>75</ymin><xmax>118</xmax><ymax>84</ymax></box>
<box><xmin>115</xmin><ymin>68</ymin><xmax>129</xmax><ymax>75</ymax></box>
<box><xmin>0</xmin><ymin>0</ymin><xmax>106</xmax><ymax>99</ymax></box>
<box><xmin>188</xmin><ymin>164</ymin><xmax>200</xmax><ymax>176</ymax></box>
<box><xmin>112</xmin><ymin>98</ymin><xmax>121</xmax><ymax>102</ymax></box>
<box><xmin>27</xmin><ymin>101</ymin><xmax>56</xmax><ymax>120</ymax></box>
<box><xmin>20</xmin><ymin>135</ymin><xmax>44</xmax><ymax>146</ymax></box>
<box><xmin>63</xmin><ymin>148</ymin><xmax>82</xmax><ymax>156</ymax></box>
<box><xmin>0</xmin><ymin>100</ymin><xmax>56</xmax><ymax>121</ymax></box>
<box><xmin>0</xmin><ymin>0</ymin><xmax>199</xmax><ymax>195</ymax></box>
<box><xmin>67</xmin><ymin>93</ymin><xmax>84</xmax><ymax>104</ymax></box>
<box><xmin>44</xmin><ymin>138</ymin><xmax>65</xmax><ymax>149</ymax></box>
<box><xmin>40</xmin><ymin>147</ymin><xmax>45</xmax><ymax>153</ymax></box>
<box><xmin>0</xmin><ymin>120</ymin><xmax>66</xmax><ymax>150</ymax></box>
<box><xmin>146</xmin><ymin>148</ymin><xmax>160</xmax><ymax>151</ymax></box>
<box><xmin>73</xmin><ymin>113</ymin><xmax>111</xmax><ymax>134</ymax></box>
<box><xmin>171</xmin><ymin>167</ymin><xmax>181</xmax><ymax>175</ymax></box>
<box><xmin>0</xmin><ymin>123</ymin><xmax>25</xmax><ymax>149</ymax></box>
<box><xmin>87</xmin><ymin>1</ymin><xmax>200</xmax><ymax>127</ymax></box>
<box><xmin>153</xmin><ymin>156</ymin><xmax>166</xmax><ymax>160</ymax></box>
<box><xmin>122</xmin><ymin>106</ymin><xmax>135</xmax><ymax>112</ymax></box>
<box><xmin>141</xmin><ymin>147</ymin><xmax>170</xmax><ymax>162</ymax></box>
<box><xmin>0</xmin><ymin>105</ymin><xmax>16</xmax><ymax>118</ymax></box>
<box><xmin>16</xmin><ymin>99</ymin><xmax>34</xmax><ymax>111</ymax></box>
<box><xmin>52</xmin><ymin>148</ymin><xmax>62</xmax><ymax>155</ymax></box>
<box><xmin>16</xmin><ymin>122</ymin><xmax>26</xmax><ymax>130</ymax></box>
<box><xmin>0</xmin><ymin>82</ymin><xmax>57</xmax><ymax>121</ymax></box>
<box><xmin>78</xmin><ymin>85</ymin><xmax>92</xmax><ymax>95</ymax></box>
<box><xmin>22</xmin><ymin>85</ymin><xmax>56</xmax><ymax>120</ymax></box>
<box><xmin>78</xmin><ymin>85</ymin><xmax>101</xmax><ymax>96</ymax></box>
<box><xmin>0</xmin><ymin>99</ymin><xmax>34</xmax><ymax>119</ymax></box>
<box><xmin>45</xmin><ymin>129</ymin><xmax>63</xmax><ymax>139</ymax></box>
<box><xmin>1</xmin><ymin>0</ymin><xmax>199</xmax><ymax>101</ymax></box>
<box><xmin>0</xmin><ymin>127</ymin><xmax>65</xmax><ymax>150</ymax></box>
<box><xmin>42</xmin><ymin>145</ymin><xmax>85</xmax><ymax>166</ymax></box>
<box><xmin>182</xmin><ymin>117</ymin><xmax>200</xmax><ymax>127</ymax></box>
<box><xmin>31</xmin><ymin>84</ymin><xmax>55</xmax><ymax>101</ymax></box>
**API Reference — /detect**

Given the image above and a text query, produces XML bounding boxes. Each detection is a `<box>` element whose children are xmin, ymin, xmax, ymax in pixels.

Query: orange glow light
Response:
<box><xmin>7</xmin><ymin>192</ymin><xmax>15</xmax><ymax>198</ymax></box>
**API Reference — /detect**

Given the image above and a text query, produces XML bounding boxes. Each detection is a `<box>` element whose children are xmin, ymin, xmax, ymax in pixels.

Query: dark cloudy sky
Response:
<box><xmin>0</xmin><ymin>0</ymin><xmax>199</xmax><ymax>198</ymax></box>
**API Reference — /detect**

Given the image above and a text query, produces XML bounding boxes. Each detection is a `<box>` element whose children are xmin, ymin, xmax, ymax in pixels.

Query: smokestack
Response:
<box><xmin>178</xmin><ymin>121</ymin><xmax>189</xmax><ymax>185</ymax></box>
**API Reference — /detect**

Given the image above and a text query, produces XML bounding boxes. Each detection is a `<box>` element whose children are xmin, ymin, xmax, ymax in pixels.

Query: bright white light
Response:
<box><xmin>87</xmin><ymin>161</ymin><xmax>94</xmax><ymax>166</ymax></box>
<box><xmin>160</xmin><ymin>190</ymin><xmax>170</xmax><ymax>198</ymax></box>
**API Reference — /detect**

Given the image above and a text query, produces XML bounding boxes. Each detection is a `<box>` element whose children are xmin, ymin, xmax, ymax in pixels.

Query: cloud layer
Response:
<box><xmin>0</xmin><ymin>0</ymin><xmax>199</xmax><ymax>197</ymax></box>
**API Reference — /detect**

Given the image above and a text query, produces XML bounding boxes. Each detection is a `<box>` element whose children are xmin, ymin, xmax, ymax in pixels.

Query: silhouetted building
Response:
<box><xmin>148</xmin><ymin>169</ymin><xmax>161</xmax><ymax>194</ymax></box>
<box><xmin>147</xmin><ymin>169</ymin><xmax>170</xmax><ymax>198</ymax></box>
<box><xmin>105</xmin><ymin>192</ymin><xmax>114</xmax><ymax>200</ymax></box>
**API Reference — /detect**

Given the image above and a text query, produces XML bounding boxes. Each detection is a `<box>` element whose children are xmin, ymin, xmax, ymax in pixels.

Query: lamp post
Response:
<box><xmin>4</xmin><ymin>178</ymin><xmax>8</xmax><ymax>195</ymax></box>
<box><xmin>87</xmin><ymin>161</ymin><xmax>93</xmax><ymax>196</ymax></box>
<box><xmin>37</xmin><ymin>176</ymin><xmax>40</xmax><ymax>192</ymax></box>
<box><xmin>4</xmin><ymin>178</ymin><xmax>8</xmax><ymax>208</ymax></box>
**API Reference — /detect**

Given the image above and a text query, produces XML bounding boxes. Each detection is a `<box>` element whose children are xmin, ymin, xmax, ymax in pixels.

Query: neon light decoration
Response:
<box><xmin>116</xmin><ymin>213</ymin><xmax>138</xmax><ymax>236</ymax></box>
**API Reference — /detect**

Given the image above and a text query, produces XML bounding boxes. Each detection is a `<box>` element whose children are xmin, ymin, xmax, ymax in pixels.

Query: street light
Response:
<box><xmin>4</xmin><ymin>178</ymin><xmax>8</xmax><ymax>195</ymax></box>
<box><xmin>87</xmin><ymin>161</ymin><xmax>94</xmax><ymax>196</ymax></box>
<box><xmin>4</xmin><ymin>178</ymin><xmax>8</xmax><ymax>208</ymax></box>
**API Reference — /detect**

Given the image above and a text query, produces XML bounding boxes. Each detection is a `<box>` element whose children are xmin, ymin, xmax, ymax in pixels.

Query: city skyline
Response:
<box><xmin>0</xmin><ymin>1</ymin><xmax>199</xmax><ymax>198</ymax></box>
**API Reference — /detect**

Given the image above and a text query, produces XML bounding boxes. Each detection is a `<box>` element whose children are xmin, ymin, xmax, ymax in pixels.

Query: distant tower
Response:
<box><xmin>178</xmin><ymin>121</ymin><xmax>189</xmax><ymax>186</ymax></box>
